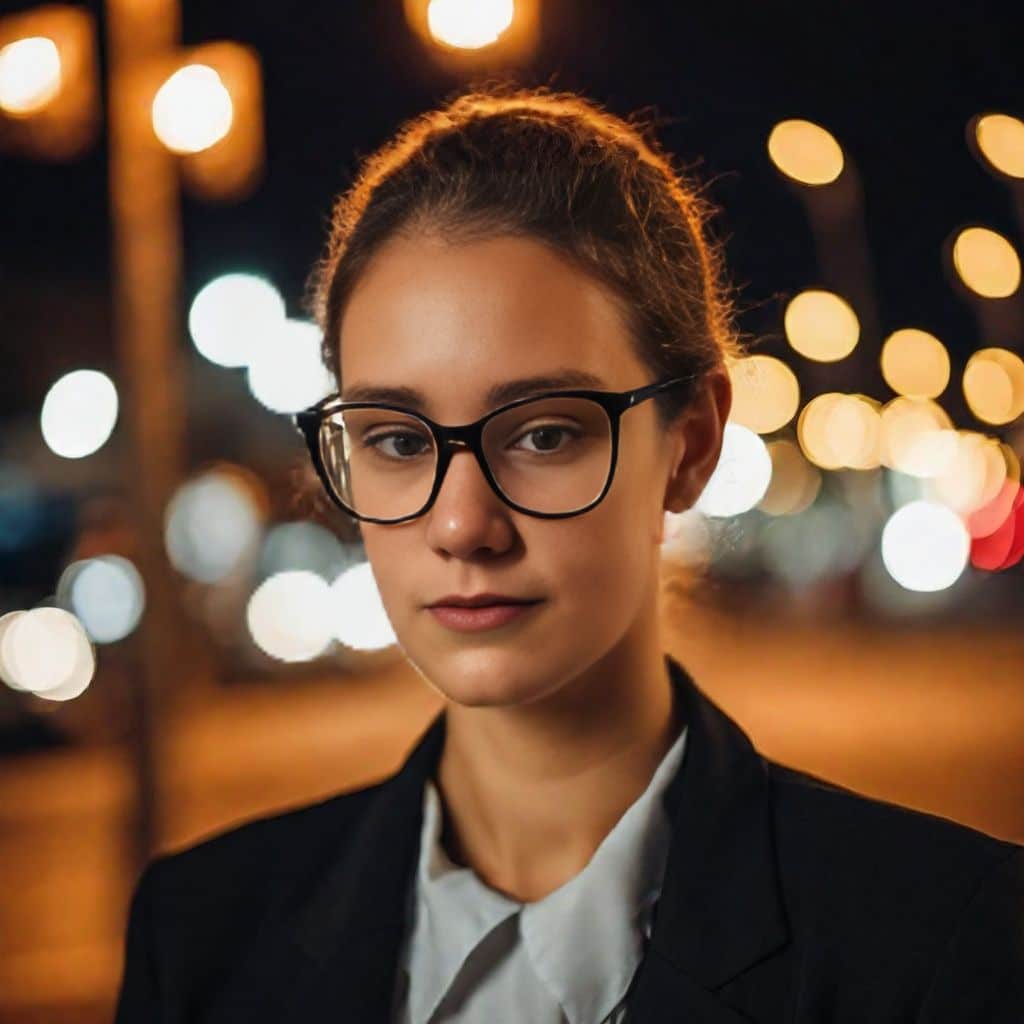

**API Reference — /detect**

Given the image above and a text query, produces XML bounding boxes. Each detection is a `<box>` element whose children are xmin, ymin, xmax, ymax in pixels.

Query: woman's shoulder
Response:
<box><xmin>763</xmin><ymin>755</ymin><xmax>1022</xmax><ymax>932</ymax></box>
<box><xmin>142</xmin><ymin>774</ymin><xmax>390</xmax><ymax>911</ymax></box>
<box><xmin>766</xmin><ymin>756</ymin><xmax>1018</xmax><ymax>858</ymax></box>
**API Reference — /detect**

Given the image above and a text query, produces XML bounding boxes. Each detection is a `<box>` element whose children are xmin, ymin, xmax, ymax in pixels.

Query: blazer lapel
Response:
<box><xmin>621</xmin><ymin>656</ymin><xmax>791</xmax><ymax>1021</ymax></box>
<box><xmin>201</xmin><ymin>655</ymin><xmax>789</xmax><ymax>1024</ymax></box>
<box><xmin>199</xmin><ymin>709</ymin><xmax>446</xmax><ymax>1024</ymax></box>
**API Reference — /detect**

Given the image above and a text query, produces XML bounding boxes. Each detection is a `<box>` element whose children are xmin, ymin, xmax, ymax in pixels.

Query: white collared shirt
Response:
<box><xmin>390</xmin><ymin>723</ymin><xmax>688</xmax><ymax>1024</ymax></box>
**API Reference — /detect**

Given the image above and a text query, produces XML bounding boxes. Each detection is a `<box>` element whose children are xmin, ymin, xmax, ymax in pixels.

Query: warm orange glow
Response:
<box><xmin>152</xmin><ymin>63</ymin><xmax>233</xmax><ymax>154</ymax></box>
<box><xmin>0</xmin><ymin>36</ymin><xmax>61</xmax><ymax>116</ymax></box>
<box><xmin>767</xmin><ymin>119</ymin><xmax>844</xmax><ymax>185</ymax></box>
<box><xmin>0</xmin><ymin>5</ymin><xmax>98</xmax><ymax>159</ymax></box>
<box><xmin>403</xmin><ymin>0</ymin><xmax>538</xmax><ymax>67</ymax></box>
<box><xmin>952</xmin><ymin>227</ymin><xmax>1021</xmax><ymax>298</ymax></box>
<box><xmin>426</xmin><ymin>0</ymin><xmax>514</xmax><ymax>49</ymax></box>
<box><xmin>174</xmin><ymin>41</ymin><xmax>265</xmax><ymax>200</ymax></box>
<box><xmin>974</xmin><ymin>113</ymin><xmax>1024</xmax><ymax>179</ymax></box>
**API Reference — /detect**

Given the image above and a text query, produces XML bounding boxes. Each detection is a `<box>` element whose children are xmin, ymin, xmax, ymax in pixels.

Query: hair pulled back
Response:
<box><xmin>304</xmin><ymin>79</ymin><xmax>745</xmax><ymax>430</ymax></box>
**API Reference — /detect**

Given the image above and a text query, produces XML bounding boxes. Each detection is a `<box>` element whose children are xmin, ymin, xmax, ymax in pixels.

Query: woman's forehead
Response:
<box><xmin>337</xmin><ymin>233</ymin><xmax>641</xmax><ymax>401</ymax></box>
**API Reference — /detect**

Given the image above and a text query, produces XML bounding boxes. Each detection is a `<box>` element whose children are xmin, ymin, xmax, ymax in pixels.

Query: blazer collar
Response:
<box><xmin>201</xmin><ymin>655</ymin><xmax>789</xmax><ymax>1024</ymax></box>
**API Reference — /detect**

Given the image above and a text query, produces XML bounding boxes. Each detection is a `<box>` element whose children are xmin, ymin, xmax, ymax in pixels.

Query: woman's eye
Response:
<box><xmin>514</xmin><ymin>424</ymin><xmax>579</xmax><ymax>453</ymax></box>
<box><xmin>364</xmin><ymin>431</ymin><xmax>432</xmax><ymax>458</ymax></box>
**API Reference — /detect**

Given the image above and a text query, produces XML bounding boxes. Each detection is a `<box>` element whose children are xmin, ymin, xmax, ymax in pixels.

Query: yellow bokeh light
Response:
<box><xmin>880</xmin><ymin>328</ymin><xmax>950</xmax><ymax>399</ymax></box>
<box><xmin>426</xmin><ymin>0</ymin><xmax>515</xmax><ymax>49</ymax></box>
<box><xmin>974</xmin><ymin>113</ymin><xmax>1024</xmax><ymax>179</ymax></box>
<box><xmin>767</xmin><ymin>119</ymin><xmax>844</xmax><ymax>185</ymax></box>
<box><xmin>726</xmin><ymin>354</ymin><xmax>800</xmax><ymax>434</ymax></box>
<box><xmin>924</xmin><ymin>431</ymin><xmax>1011</xmax><ymax>517</ymax></box>
<box><xmin>797</xmin><ymin>392</ymin><xmax>845</xmax><ymax>469</ymax></box>
<box><xmin>758</xmin><ymin>439</ymin><xmax>821</xmax><ymax>516</ymax></box>
<box><xmin>784</xmin><ymin>290</ymin><xmax>860</xmax><ymax>362</ymax></box>
<box><xmin>962</xmin><ymin>347</ymin><xmax>1024</xmax><ymax>425</ymax></box>
<box><xmin>0</xmin><ymin>36</ymin><xmax>61</xmax><ymax>116</ymax></box>
<box><xmin>151</xmin><ymin>64</ymin><xmax>234</xmax><ymax>155</ymax></box>
<box><xmin>826</xmin><ymin>394</ymin><xmax>881</xmax><ymax>470</ymax></box>
<box><xmin>878</xmin><ymin>396</ymin><xmax>955</xmax><ymax>477</ymax></box>
<box><xmin>952</xmin><ymin>227</ymin><xmax>1021</xmax><ymax>298</ymax></box>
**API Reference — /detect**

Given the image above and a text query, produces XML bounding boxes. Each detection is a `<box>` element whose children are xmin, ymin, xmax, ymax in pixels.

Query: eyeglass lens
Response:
<box><xmin>318</xmin><ymin>396</ymin><xmax>613</xmax><ymax>520</ymax></box>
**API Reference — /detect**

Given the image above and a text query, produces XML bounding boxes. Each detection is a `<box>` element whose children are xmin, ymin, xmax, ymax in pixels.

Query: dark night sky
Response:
<box><xmin>2</xmin><ymin>1</ymin><xmax>1022</xmax><ymax>420</ymax></box>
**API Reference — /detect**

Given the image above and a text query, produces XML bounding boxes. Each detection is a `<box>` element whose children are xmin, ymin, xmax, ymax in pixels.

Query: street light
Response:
<box><xmin>0</xmin><ymin>4</ymin><xmax>98</xmax><ymax>159</ymax></box>
<box><xmin>0</xmin><ymin>0</ymin><xmax>265</xmax><ymax>868</ymax></box>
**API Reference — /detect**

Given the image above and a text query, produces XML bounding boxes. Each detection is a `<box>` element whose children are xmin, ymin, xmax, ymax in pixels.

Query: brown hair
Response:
<box><xmin>303</xmin><ymin>78</ymin><xmax>746</xmax><ymax>431</ymax></box>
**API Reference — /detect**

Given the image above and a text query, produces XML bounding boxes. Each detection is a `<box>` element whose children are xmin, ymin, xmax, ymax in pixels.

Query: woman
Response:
<box><xmin>114</xmin><ymin>83</ymin><xmax>1024</xmax><ymax>1023</ymax></box>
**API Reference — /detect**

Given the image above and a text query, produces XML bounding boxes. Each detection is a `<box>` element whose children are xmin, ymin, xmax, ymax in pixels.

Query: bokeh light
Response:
<box><xmin>962</xmin><ymin>348</ymin><xmax>1024</xmax><ymax>425</ymax></box>
<box><xmin>695</xmin><ymin>422</ymin><xmax>773</xmax><ymax>517</ymax></box>
<box><xmin>969</xmin><ymin>478</ymin><xmax>1024</xmax><ymax>571</ymax></box>
<box><xmin>40</xmin><ymin>369</ymin><xmax>119</xmax><ymax>459</ymax></box>
<box><xmin>57</xmin><ymin>555</ymin><xmax>145</xmax><ymax>644</ymax></box>
<box><xmin>798</xmin><ymin>392</ymin><xmax>881</xmax><ymax>470</ymax></box>
<box><xmin>880</xmin><ymin>500</ymin><xmax>970</xmax><ymax>592</ymax></box>
<box><xmin>784</xmin><ymin>290</ymin><xmax>860</xmax><ymax>361</ymax></box>
<box><xmin>974</xmin><ymin>113</ymin><xmax>1024</xmax><ymax>179</ymax></box>
<box><xmin>151</xmin><ymin>64</ymin><xmax>233</xmax><ymax>154</ymax></box>
<box><xmin>758</xmin><ymin>439</ymin><xmax>822</xmax><ymax>515</ymax></box>
<box><xmin>246</xmin><ymin>318</ymin><xmax>335</xmax><ymax>414</ymax></box>
<box><xmin>952</xmin><ymin>227</ymin><xmax>1021</xmax><ymax>298</ymax></box>
<box><xmin>188</xmin><ymin>273</ymin><xmax>285</xmax><ymax>368</ymax></box>
<box><xmin>0</xmin><ymin>36</ymin><xmax>61</xmax><ymax>116</ymax></box>
<box><xmin>258</xmin><ymin>520</ymin><xmax>352</xmax><ymax>582</ymax></box>
<box><xmin>165</xmin><ymin>467</ymin><xmax>264</xmax><ymax>583</ymax></box>
<box><xmin>878</xmin><ymin>396</ymin><xmax>955</xmax><ymax>477</ymax></box>
<box><xmin>923</xmin><ymin>431</ymin><xmax>1012</xmax><ymax>517</ymax></box>
<box><xmin>0</xmin><ymin>607</ymin><xmax>95</xmax><ymax>700</ymax></box>
<box><xmin>329</xmin><ymin>561</ymin><xmax>397</xmax><ymax>651</ymax></box>
<box><xmin>426</xmin><ymin>0</ymin><xmax>515</xmax><ymax>49</ymax></box>
<box><xmin>726</xmin><ymin>354</ymin><xmax>800</xmax><ymax>434</ymax></box>
<box><xmin>767</xmin><ymin>119</ymin><xmax>844</xmax><ymax>185</ymax></box>
<box><xmin>246</xmin><ymin>570</ymin><xmax>335</xmax><ymax>662</ymax></box>
<box><xmin>880</xmin><ymin>328</ymin><xmax>950</xmax><ymax>399</ymax></box>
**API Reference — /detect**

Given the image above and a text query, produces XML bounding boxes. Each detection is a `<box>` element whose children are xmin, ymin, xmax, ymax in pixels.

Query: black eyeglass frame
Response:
<box><xmin>292</xmin><ymin>373</ymin><xmax>701</xmax><ymax>524</ymax></box>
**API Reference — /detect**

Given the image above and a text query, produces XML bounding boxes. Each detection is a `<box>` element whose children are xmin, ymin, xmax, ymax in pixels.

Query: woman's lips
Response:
<box><xmin>428</xmin><ymin>601</ymin><xmax>542</xmax><ymax>632</ymax></box>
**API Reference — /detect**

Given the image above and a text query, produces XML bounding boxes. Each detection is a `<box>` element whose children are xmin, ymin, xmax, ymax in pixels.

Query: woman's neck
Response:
<box><xmin>434</xmin><ymin>642</ymin><xmax>684</xmax><ymax>903</ymax></box>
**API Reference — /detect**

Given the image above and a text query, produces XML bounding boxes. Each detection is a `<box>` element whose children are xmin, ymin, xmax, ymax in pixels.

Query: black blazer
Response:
<box><xmin>113</xmin><ymin>656</ymin><xmax>1024</xmax><ymax>1023</ymax></box>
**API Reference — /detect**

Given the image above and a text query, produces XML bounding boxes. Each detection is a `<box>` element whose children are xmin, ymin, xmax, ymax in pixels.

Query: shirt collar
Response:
<box><xmin>401</xmin><ymin>720</ymin><xmax>689</xmax><ymax>1024</ymax></box>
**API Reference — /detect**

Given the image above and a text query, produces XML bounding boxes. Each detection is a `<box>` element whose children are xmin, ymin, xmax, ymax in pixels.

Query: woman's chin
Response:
<box><xmin>415</xmin><ymin>648</ymin><xmax>554</xmax><ymax>708</ymax></box>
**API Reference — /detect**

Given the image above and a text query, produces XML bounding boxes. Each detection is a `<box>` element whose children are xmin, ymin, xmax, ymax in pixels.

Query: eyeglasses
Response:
<box><xmin>292</xmin><ymin>374</ymin><xmax>699</xmax><ymax>524</ymax></box>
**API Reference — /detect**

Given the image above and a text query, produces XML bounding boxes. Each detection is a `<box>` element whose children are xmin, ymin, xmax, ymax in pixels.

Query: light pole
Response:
<box><xmin>1</xmin><ymin>0</ymin><xmax>264</xmax><ymax>867</ymax></box>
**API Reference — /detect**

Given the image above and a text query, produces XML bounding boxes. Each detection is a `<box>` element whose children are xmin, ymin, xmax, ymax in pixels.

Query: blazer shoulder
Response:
<box><xmin>764</xmin><ymin>755</ymin><xmax>1021</xmax><ymax>923</ymax></box>
<box><xmin>146</xmin><ymin>772</ymin><xmax>390</xmax><ymax>897</ymax></box>
<box><xmin>118</xmin><ymin>772</ymin><xmax>399</xmax><ymax>1014</ymax></box>
<box><xmin>766</xmin><ymin>756</ymin><xmax>1018</xmax><ymax>863</ymax></box>
<box><xmin>762</xmin><ymin>757</ymin><xmax>1024</xmax><ymax>1008</ymax></box>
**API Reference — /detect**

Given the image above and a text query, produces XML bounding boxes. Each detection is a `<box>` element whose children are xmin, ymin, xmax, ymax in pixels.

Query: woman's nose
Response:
<box><xmin>423</xmin><ymin>449</ymin><xmax>515</xmax><ymax>555</ymax></box>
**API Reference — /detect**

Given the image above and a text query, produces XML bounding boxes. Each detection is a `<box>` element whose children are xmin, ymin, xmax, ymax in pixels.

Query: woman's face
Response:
<box><xmin>337</xmin><ymin>231</ymin><xmax>729</xmax><ymax>708</ymax></box>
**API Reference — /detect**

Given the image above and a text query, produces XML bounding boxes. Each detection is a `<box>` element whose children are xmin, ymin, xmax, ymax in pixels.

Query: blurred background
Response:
<box><xmin>1</xmin><ymin>1</ymin><xmax>1023</xmax><ymax>1019</ymax></box>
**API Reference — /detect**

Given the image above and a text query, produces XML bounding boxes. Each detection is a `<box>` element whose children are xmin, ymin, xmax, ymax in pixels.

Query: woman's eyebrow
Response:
<box><xmin>340</xmin><ymin>369</ymin><xmax>607</xmax><ymax>413</ymax></box>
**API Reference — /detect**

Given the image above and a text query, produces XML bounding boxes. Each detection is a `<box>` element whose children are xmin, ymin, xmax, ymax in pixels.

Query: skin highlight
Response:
<box><xmin>339</xmin><ymin>229</ymin><xmax>731</xmax><ymax>902</ymax></box>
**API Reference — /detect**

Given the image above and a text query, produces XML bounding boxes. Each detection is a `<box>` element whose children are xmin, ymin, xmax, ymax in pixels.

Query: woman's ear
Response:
<box><xmin>663</xmin><ymin>366</ymin><xmax>732</xmax><ymax>514</ymax></box>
